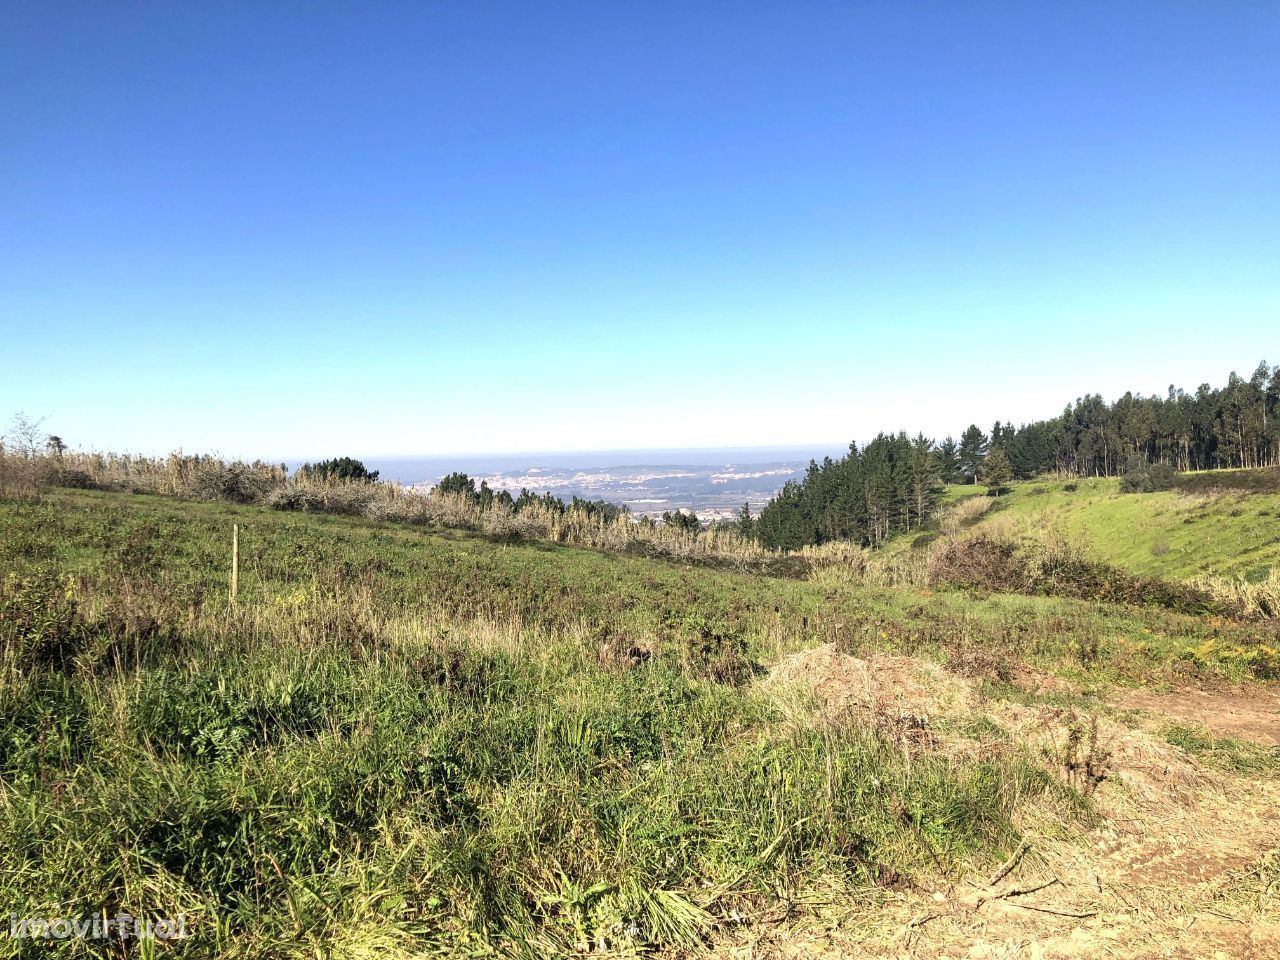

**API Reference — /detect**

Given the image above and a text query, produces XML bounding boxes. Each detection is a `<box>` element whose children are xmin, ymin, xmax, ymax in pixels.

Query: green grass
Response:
<box><xmin>4</xmin><ymin>490</ymin><xmax>1270</xmax><ymax>685</ymax></box>
<box><xmin>1</xmin><ymin>488</ymin><xmax>1276</xmax><ymax>956</ymax></box>
<box><xmin>941</xmin><ymin>483</ymin><xmax>989</xmax><ymax>503</ymax></box>
<box><xmin>956</xmin><ymin>475</ymin><xmax>1280</xmax><ymax>582</ymax></box>
<box><xmin>1162</xmin><ymin>725</ymin><xmax>1280</xmax><ymax>776</ymax></box>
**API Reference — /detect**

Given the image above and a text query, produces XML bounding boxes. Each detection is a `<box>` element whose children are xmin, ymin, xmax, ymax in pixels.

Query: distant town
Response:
<box><xmin>402</xmin><ymin>456</ymin><xmax>822</xmax><ymax>521</ymax></box>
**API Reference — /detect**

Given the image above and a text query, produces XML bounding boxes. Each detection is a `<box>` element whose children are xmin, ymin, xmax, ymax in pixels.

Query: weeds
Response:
<box><xmin>666</xmin><ymin>612</ymin><xmax>758</xmax><ymax>684</ymax></box>
<box><xmin>1046</xmin><ymin>714</ymin><xmax>1112</xmax><ymax>797</ymax></box>
<box><xmin>0</xmin><ymin>490</ymin><xmax>1126</xmax><ymax>956</ymax></box>
<box><xmin>1190</xmin><ymin>570</ymin><xmax>1280</xmax><ymax>622</ymax></box>
<box><xmin>0</xmin><ymin>567</ymin><xmax>83</xmax><ymax>670</ymax></box>
<box><xmin>925</xmin><ymin>530</ymin><xmax>1226</xmax><ymax>618</ymax></box>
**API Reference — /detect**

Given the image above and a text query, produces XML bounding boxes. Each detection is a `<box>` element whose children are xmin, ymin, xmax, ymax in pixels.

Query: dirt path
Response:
<box><xmin>1113</xmin><ymin>686</ymin><xmax>1280</xmax><ymax>747</ymax></box>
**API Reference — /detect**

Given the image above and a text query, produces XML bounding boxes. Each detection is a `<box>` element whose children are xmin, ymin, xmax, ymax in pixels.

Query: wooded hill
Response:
<box><xmin>755</xmin><ymin>361</ymin><xmax>1280</xmax><ymax>550</ymax></box>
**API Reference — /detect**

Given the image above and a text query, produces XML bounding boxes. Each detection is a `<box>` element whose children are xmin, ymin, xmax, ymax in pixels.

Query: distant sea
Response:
<box><xmin>299</xmin><ymin>445</ymin><xmax>848</xmax><ymax>521</ymax></box>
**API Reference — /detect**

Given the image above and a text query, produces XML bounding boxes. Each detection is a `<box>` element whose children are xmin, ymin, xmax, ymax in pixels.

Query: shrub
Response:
<box><xmin>1046</xmin><ymin>714</ymin><xmax>1111</xmax><ymax>797</ymax></box>
<box><xmin>0</xmin><ymin>568</ymin><xmax>84</xmax><ymax>670</ymax></box>
<box><xmin>50</xmin><ymin>468</ymin><xmax>98</xmax><ymax>490</ymax></box>
<box><xmin>927</xmin><ymin>529</ymin><xmax>1221</xmax><ymax>615</ymax></box>
<box><xmin>363</xmin><ymin>494</ymin><xmax>433</xmax><ymax>525</ymax></box>
<box><xmin>319</xmin><ymin>483</ymin><xmax>379</xmax><ymax>516</ymax></box>
<box><xmin>1119</xmin><ymin>460</ymin><xmax>1179</xmax><ymax>494</ymax></box>
<box><xmin>266</xmin><ymin>481</ymin><xmax>378</xmax><ymax>516</ymax></box>
<box><xmin>666</xmin><ymin>612</ymin><xmax>756</xmax><ymax>685</ymax></box>
<box><xmin>265</xmin><ymin>485</ymin><xmax>325</xmax><ymax>512</ymax></box>
<box><xmin>926</xmin><ymin>534</ymin><xmax>1025</xmax><ymax>592</ymax></box>
<box><xmin>1175</xmin><ymin>467</ymin><xmax>1280</xmax><ymax>496</ymax></box>
<box><xmin>191</xmin><ymin>463</ymin><xmax>278</xmax><ymax>504</ymax></box>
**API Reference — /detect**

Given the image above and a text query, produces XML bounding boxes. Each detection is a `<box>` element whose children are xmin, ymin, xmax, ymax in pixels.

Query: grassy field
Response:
<box><xmin>913</xmin><ymin>474</ymin><xmax>1280</xmax><ymax>583</ymax></box>
<box><xmin>2</xmin><ymin>488</ymin><xmax>1279</xmax><ymax>957</ymax></box>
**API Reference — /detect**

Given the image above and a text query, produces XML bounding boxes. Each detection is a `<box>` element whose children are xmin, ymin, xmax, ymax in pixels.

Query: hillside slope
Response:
<box><xmin>2</xmin><ymin>489</ymin><xmax>1278</xmax><ymax>957</ymax></box>
<box><xmin>916</xmin><ymin>472</ymin><xmax>1280</xmax><ymax>583</ymax></box>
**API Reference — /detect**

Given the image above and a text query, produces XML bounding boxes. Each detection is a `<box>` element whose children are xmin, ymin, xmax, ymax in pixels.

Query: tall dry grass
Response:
<box><xmin>939</xmin><ymin>493</ymin><xmax>993</xmax><ymax>535</ymax></box>
<box><xmin>2</xmin><ymin>448</ymin><xmax>780</xmax><ymax>571</ymax></box>
<box><xmin>1190</xmin><ymin>570</ymin><xmax>1280</xmax><ymax>620</ymax></box>
<box><xmin>2</xmin><ymin>447</ymin><xmax>286</xmax><ymax>501</ymax></box>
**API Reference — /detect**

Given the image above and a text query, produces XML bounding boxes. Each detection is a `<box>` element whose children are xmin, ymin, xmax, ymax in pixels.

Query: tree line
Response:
<box><xmin>753</xmin><ymin>361</ymin><xmax>1279</xmax><ymax>550</ymax></box>
<box><xmin>971</xmin><ymin>360</ymin><xmax>1280</xmax><ymax>478</ymax></box>
<box><xmin>753</xmin><ymin>433</ymin><xmax>943</xmax><ymax>550</ymax></box>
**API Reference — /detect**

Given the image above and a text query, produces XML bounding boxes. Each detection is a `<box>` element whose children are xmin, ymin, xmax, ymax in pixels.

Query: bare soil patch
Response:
<box><xmin>1115</xmin><ymin>685</ymin><xmax>1280</xmax><ymax>747</ymax></box>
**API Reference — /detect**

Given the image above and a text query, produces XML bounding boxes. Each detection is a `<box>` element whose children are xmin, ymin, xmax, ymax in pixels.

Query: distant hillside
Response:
<box><xmin>757</xmin><ymin>361</ymin><xmax>1280</xmax><ymax>551</ymax></box>
<box><xmin>900</xmin><ymin>469</ymin><xmax>1280</xmax><ymax>583</ymax></box>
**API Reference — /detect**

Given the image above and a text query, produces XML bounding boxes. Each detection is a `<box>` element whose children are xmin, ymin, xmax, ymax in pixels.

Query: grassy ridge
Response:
<box><xmin>2</xmin><ymin>489</ymin><xmax>1277</xmax><ymax>956</ymax></box>
<box><xmin>921</xmin><ymin>476</ymin><xmax>1280</xmax><ymax>583</ymax></box>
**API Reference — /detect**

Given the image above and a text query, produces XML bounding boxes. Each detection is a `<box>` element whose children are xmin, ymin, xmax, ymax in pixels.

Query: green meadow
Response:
<box><xmin>2</xmin><ymin>486</ymin><xmax>1278</xmax><ymax>957</ymax></box>
<box><xmin>952</xmin><ymin>475</ymin><xmax>1280</xmax><ymax>582</ymax></box>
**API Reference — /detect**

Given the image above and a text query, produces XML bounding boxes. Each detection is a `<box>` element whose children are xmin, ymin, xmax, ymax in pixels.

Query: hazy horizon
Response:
<box><xmin>346</xmin><ymin>445</ymin><xmax>848</xmax><ymax>479</ymax></box>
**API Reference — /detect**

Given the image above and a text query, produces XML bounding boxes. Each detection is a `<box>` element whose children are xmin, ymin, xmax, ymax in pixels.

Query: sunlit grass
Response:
<box><xmin>2</xmin><ymin>488</ymin><xmax>1277</xmax><ymax>955</ymax></box>
<box><xmin>951</xmin><ymin>476</ymin><xmax>1280</xmax><ymax>582</ymax></box>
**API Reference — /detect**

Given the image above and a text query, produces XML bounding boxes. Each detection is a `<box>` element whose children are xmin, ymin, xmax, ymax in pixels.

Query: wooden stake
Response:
<box><xmin>231</xmin><ymin>523</ymin><xmax>239</xmax><ymax>602</ymax></box>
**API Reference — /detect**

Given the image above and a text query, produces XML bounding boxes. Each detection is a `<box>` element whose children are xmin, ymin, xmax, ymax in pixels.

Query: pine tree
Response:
<box><xmin>299</xmin><ymin>457</ymin><xmax>379</xmax><ymax>483</ymax></box>
<box><xmin>980</xmin><ymin>447</ymin><xmax>1013</xmax><ymax>496</ymax></box>
<box><xmin>908</xmin><ymin>434</ymin><xmax>943</xmax><ymax>526</ymax></box>
<box><xmin>958</xmin><ymin>425</ymin><xmax>989</xmax><ymax>484</ymax></box>
<box><xmin>437</xmin><ymin>472</ymin><xmax>477</xmax><ymax>499</ymax></box>
<box><xmin>662</xmin><ymin>509</ymin><xmax>701</xmax><ymax>534</ymax></box>
<box><xmin>934</xmin><ymin>437</ymin><xmax>963</xmax><ymax>484</ymax></box>
<box><xmin>736</xmin><ymin>502</ymin><xmax>754</xmax><ymax>539</ymax></box>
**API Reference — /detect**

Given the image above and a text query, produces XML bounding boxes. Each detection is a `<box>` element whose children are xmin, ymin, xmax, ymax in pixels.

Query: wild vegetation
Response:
<box><xmin>922</xmin><ymin>473</ymin><xmax>1280</xmax><ymax>586</ymax></box>
<box><xmin>0</xmin><ymin>435</ymin><xmax>775</xmax><ymax>575</ymax></box>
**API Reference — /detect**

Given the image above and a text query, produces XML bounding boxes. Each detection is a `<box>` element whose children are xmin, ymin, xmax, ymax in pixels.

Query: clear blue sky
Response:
<box><xmin>2</xmin><ymin>2</ymin><xmax>1276</xmax><ymax>459</ymax></box>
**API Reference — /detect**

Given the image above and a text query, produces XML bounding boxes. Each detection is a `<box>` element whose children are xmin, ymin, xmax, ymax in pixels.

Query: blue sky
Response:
<box><xmin>2</xmin><ymin>2</ymin><xmax>1277</xmax><ymax>459</ymax></box>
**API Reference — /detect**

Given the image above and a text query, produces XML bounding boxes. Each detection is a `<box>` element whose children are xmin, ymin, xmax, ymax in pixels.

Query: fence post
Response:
<box><xmin>231</xmin><ymin>523</ymin><xmax>239</xmax><ymax>602</ymax></box>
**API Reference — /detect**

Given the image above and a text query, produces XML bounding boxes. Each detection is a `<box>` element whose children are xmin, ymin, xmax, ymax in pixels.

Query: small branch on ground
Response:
<box><xmin>1006</xmin><ymin>902</ymin><xmax>1098</xmax><ymax>920</ymax></box>
<box><xmin>973</xmin><ymin>877</ymin><xmax>1060</xmax><ymax>911</ymax></box>
<box><xmin>988</xmin><ymin>839</ymin><xmax>1032</xmax><ymax>886</ymax></box>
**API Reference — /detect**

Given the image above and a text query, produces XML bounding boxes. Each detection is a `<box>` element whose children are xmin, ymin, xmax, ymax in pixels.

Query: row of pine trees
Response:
<box><xmin>753</xmin><ymin>434</ymin><xmax>942</xmax><ymax>550</ymax></box>
<box><xmin>753</xmin><ymin>361</ymin><xmax>1280</xmax><ymax>550</ymax></box>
